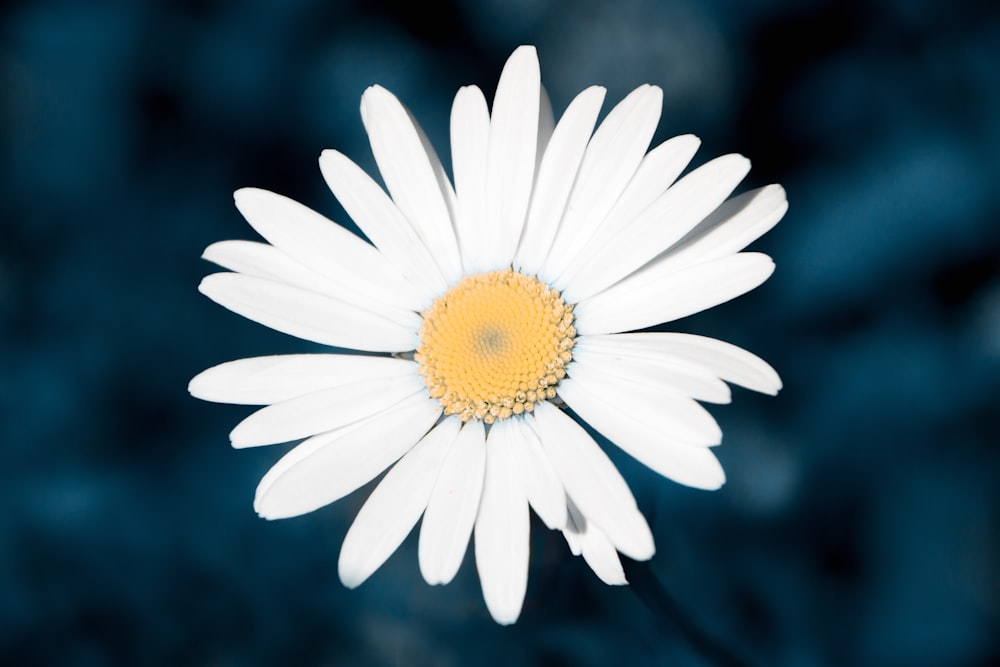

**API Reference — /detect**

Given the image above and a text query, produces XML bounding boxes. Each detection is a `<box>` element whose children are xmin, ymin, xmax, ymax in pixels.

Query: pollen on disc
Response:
<box><xmin>416</xmin><ymin>268</ymin><xmax>575</xmax><ymax>423</ymax></box>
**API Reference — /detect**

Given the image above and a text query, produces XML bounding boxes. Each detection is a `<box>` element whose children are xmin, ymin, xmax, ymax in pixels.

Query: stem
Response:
<box><xmin>622</xmin><ymin>558</ymin><xmax>752</xmax><ymax>667</ymax></box>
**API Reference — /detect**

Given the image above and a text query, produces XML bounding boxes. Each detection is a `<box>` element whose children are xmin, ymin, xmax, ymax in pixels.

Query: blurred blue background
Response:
<box><xmin>2</xmin><ymin>0</ymin><xmax>999</xmax><ymax>664</ymax></box>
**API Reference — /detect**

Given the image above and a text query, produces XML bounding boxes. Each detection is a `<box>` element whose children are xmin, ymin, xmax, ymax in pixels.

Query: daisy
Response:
<box><xmin>189</xmin><ymin>45</ymin><xmax>786</xmax><ymax>625</ymax></box>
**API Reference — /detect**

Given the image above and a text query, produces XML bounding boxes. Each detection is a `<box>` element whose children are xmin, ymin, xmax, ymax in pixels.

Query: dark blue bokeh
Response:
<box><xmin>3</xmin><ymin>0</ymin><xmax>999</xmax><ymax>664</ymax></box>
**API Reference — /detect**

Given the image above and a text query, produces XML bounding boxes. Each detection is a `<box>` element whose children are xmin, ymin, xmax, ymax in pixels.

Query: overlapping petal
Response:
<box><xmin>253</xmin><ymin>392</ymin><xmax>441</xmax><ymax>520</ymax></box>
<box><xmin>571</xmin><ymin>337</ymin><xmax>732</xmax><ymax>404</ymax></box>
<box><xmin>199</xmin><ymin>272</ymin><xmax>420</xmax><ymax>352</ymax></box>
<box><xmin>650</xmin><ymin>183</ymin><xmax>788</xmax><ymax>272</ymax></box>
<box><xmin>361</xmin><ymin>85</ymin><xmax>463</xmax><ymax>284</ymax></box>
<box><xmin>338</xmin><ymin>418</ymin><xmax>461</xmax><ymax>589</ymax></box>
<box><xmin>508</xmin><ymin>417</ymin><xmax>567</xmax><ymax>530</ymax></box>
<box><xmin>559</xmin><ymin>153</ymin><xmax>751</xmax><ymax>302</ymax></box>
<box><xmin>565</xmin><ymin>498</ymin><xmax>627</xmax><ymax>585</ymax></box>
<box><xmin>419</xmin><ymin>419</ymin><xmax>486</xmax><ymax>585</ymax></box>
<box><xmin>566</xmin><ymin>358</ymin><xmax>723</xmax><ymax>445</ymax></box>
<box><xmin>233</xmin><ymin>188</ymin><xmax>425</xmax><ymax>311</ymax></box>
<box><xmin>540</xmin><ymin>84</ymin><xmax>663</xmax><ymax>283</ymax></box>
<box><xmin>530</xmin><ymin>402</ymin><xmax>654</xmax><ymax>561</ymax></box>
<box><xmin>558</xmin><ymin>377</ymin><xmax>727</xmax><ymax>490</ymax></box>
<box><xmin>514</xmin><ymin>85</ymin><xmax>606</xmax><ymax>277</ymax></box>
<box><xmin>229</xmin><ymin>371</ymin><xmax>427</xmax><ymax>448</ymax></box>
<box><xmin>574</xmin><ymin>252</ymin><xmax>776</xmax><ymax>336</ymax></box>
<box><xmin>571</xmin><ymin>332</ymin><xmax>782</xmax><ymax>396</ymax></box>
<box><xmin>319</xmin><ymin>149</ymin><xmax>447</xmax><ymax>303</ymax></box>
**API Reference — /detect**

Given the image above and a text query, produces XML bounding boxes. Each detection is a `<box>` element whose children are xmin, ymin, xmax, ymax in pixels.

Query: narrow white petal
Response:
<box><xmin>555</xmin><ymin>134</ymin><xmax>700</xmax><ymax>298</ymax></box>
<box><xmin>450</xmin><ymin>85</ymin><xmax>491</xmax><ymax>274</ymax></box>
<box><xmin>653</xmin><ymin>184</ymin><xmax>788</xmax><ymax>273</ymax></box>
<box><xmin>571</xmin><ymin>340</ymin><xmax>731</xmax><ymax>404</ymax></box>
<box><xmin>318</xmin><ymin>150</ymin><xmax>447</xmax><ymax>303</ymax></box>
<box><xmin>229</xmin><ymin>372</ymin><xmax>426</xmax><ymax>447</ymax></box>
<box><xmin>361</xmin><ymin>85</ymin><xmax>462</xmax><ymax>284</ymax></box>
<box><xmin>199</xmin><ymin>273</ymin><xmax>420</xmax><ymax>352</ymax></box>
<box><xmin>474</xmin><ymin>419</ymin><xmax>530</xmax><ymax>625</ymax></box>
<box><xmin>540</xmin><ymin>85</ymin><xmax>663</xmax><ymax>283</ymax></box>
<box><xmin>253</xmin><ymin>392</ymin><xmax>441</xmax><ymax>519</ymax></box>
<box><xmin>233</xmin><ymin>188</ymin><xmax>424</xmax><ymax>311</ymax></box>
<box><xmin>338</xmin><ymin>418</ymin><xmax>461</xmax><ymax>589</ymax></box>
<box><xmin>203</xmin><ymin>240</ymin><xmax>426</xmax><ymax>318</ymax></box>
<box><xmin>567</xmin><ymin>499</ymin><xmax>628</xmax><ymax>585</ymax></box>
<box><xmin>419</xmin><ymin>419</ymin><xmax>487</xmax><ymax>585</ymax></box>
<box><xmin>559</xmin><ymin>378</ymin><xmax>726</xmax><ymax>490</ymax></box>
<box><xmin>514</xmin><ymin>86</ymin><xmax>606</xmax><ymax>277</ymax></box>
<box><xmin>529</xmin><ymin>402</ymin><xmax>654</xmax><ymax>560</ymax></box>
<box><xmin>415</xmin><ymin>112</ymin><xmax>462</xmax><ymax>241</ymax></box>
<box><xmin>202</xmin><ymin>240</ymin><xmax>324</xmax><ymax>290</ymax></box>
<box><xmin>560</xmin><ymin>154</ymin><xmax>751</xmax><ymax>303</ymax></box>
<box><xmin>483</xmin><ymin>44</ymin><xmax>540</xmax><ymax>271</ymax></box>
<box><xmin>566</xmin><ymin>360</ymin><xmax>722</xmax><ymax>446</ymax></box>
<box><xmin>577</xmin><ymin>332</ymin><xmax>782</xmax><ymax>395</ymax></box>
<box><xmin>188</xmin><ymin>354</ymin><xmax>415</xmax><ymax>406</ymax></box>
<box><xmin>599</xmin><ymin>134</ymin><xmax>702</xmax><ymax>232</ymax></box>
<box><xmin>574</xmin><ymin>252</ymin><xmax>776</xmax><ymax>336</ymax></box>
<box><xmin>508</xmin><ymin>417</ymin><xmax>567</xmax><ymax>530</ymax></box>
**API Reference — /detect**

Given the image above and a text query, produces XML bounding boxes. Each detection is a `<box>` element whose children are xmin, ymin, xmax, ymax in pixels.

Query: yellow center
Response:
<box><xmin>416</xmin><ymin>269</ymin><xmax>575</xmax><ymax>424</ymax></box>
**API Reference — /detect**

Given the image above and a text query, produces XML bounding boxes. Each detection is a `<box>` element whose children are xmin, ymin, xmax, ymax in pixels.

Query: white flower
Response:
<box><xmin>189</xmin><ymin>45</ymin><xmax>786</xmax><ymax>625</ymax></box>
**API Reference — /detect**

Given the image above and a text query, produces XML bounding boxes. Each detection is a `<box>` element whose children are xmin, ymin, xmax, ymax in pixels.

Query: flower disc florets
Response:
<box><xmin>415</xmin><ymin>268</ymin><xmax>575</xmax><ymax>423</ymax></box>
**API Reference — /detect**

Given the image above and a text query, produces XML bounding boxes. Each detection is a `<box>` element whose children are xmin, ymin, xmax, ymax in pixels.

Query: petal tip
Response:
<box><xmin>511</xmin><ymin>44</ymin><xmax>537</xmax><ymax>59</ymax></box>
<box><xmin>488</xmin><ymin>610</ymin><xmax>520</xmax><ymax>626</ymax></box>
<box><xmin>337</xmin><ymin>564</ymin><xmax>366</xmax><ymax>590</ymax></box>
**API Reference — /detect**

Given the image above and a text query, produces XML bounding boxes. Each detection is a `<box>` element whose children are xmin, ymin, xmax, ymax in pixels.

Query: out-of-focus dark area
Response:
<box><xmin>2</xmin><ymin>0</ymin><xmax>999</xmax><ymax>664</ymax></box>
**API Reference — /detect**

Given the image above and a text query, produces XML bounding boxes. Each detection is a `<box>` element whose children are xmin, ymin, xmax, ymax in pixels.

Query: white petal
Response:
<box><xmin>419</xmin><ymin>419</ymin><xmax>487</xmax><ymax>585</ymax></box>
<box><xmin>577</xmin><ymin>332</ymin><xmax>782</xmax><ymax>395</ymax></box>
<box><xmin>450</xmin><ymin>85</ymin><xmax>491</xmax><ymax>274</ymax></box>
<box><xmin>514</xmin><ymin>86</ymin><xmax>606</xmax><ymax>277</ymax></box>
<box><xmin>566</xmin><ymin>360</ymin><xmax>722</xmax><ymax>446</ymax></box>
<box><xmin>202</xmin><ymin>240</ymin><xmax>326</xmax><ymax>291</ymax></box>
<box><xmin>558</xmin><ymin>377</ymin><xmax>726</xmax><ymax>490</ymax></box>
<box><xmin>574</xmin><ymin>252</ymin><xmax>776</xmax><ymax>336</ymax></box>
<box><xmin>529</xmin><ymin>402</ymin><xmax>654</xmax><ymax>560</ymax></box>
<box><xmin>571</xmin><ymin>339</ymin><xmax>731</xmax><ymax>404</ymax></box>
<box><xmin>540</xmin><ymin>85</ymin><xmax>663</xmax><ymax>283</ymax></box>
<box><xmin>361</xmin><ymin>85</ymin><xmax>463</xmax><ymax>284</ymax></box>
<box><xmin>598</xmin><ymin>134</ymin><xmax>702</xmax><ymax>233</ymax></box>
<box><xmin>338</xmin><ymin>418</ymin><xmax>461</xmax><ymax>589</ymax></box>
<box><xmin>233</xmin><ymin>188</ymin><xmax>424</xmax><ymax>311</ymax></box>
<box><xmin>653</xmin><ymin>184</ymin><xmax>788</xmax><ymax>273</ymax></box>
<box><xmin>560</xmin><ymin>154</ymin><xmax>751</xmax><ymax>303</ymax></box>
<box><xmin>229</xmin><ymin>372</ymin><xmax>427</xmax><ymax>447</ymax></box>
<box><xmin>483</xmin><ymin>44</ymin><xmax>540</xmax><ymax>271</ymax></box>
<box><xmin>188</xmin><ymin>354</ymin><xmax>414</xmax><ymax>406</ymax></box>
<box><xmin>253</xmin><ymin>392</ymin><xmax>441</xmax><ymax>519</ymax></box>
<box><xmin>202</xmin><ymin>240</ymin><xmax>425</xmax><ymax>319</ymax></box>
<box><xmin>555</xmin><ymin>134</ymin><xmax>700</xmax><ymax>298</ymax></box>
<box><xmin>198</xmin><ymin>272</ymin><xmax>420</xmax><ymax>352</ymax></box>
<box><xmin>318</xmin><ymin>150</ymin><xmax>447</xmax><ymax>303</ymax></box>
<box><xmin>508</xmin><ymin>417</ymin><xmax>567</xmax><ymax>530</ymax></box>
<box><xmin>567</xmin><ymin>499</ymin><xmax>627</xmax><ymax>585</ymax></box>
<box><xmin>474</xmin><ymin>419</ymin><xmax>530</xmax><ymax>625</ymax></box>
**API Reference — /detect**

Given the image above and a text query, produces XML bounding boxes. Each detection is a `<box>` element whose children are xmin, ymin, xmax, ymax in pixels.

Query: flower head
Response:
<box><xmin>189</xmin><ymin>46</ymin><xmax>786</xmax><ymax>624</ymax></box>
